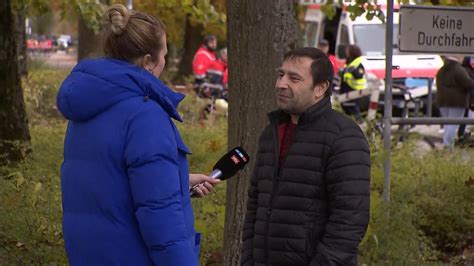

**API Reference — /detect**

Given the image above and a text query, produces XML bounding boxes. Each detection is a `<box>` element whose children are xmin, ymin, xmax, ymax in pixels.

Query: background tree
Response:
<box><xmin>57</xmin><ymin>0</ymin><xmax>107</xmax><ymax>60</ymax></box>
<box><xmin>133</xmin><ymin>0</ymin><xmax>226</xmax><ymax>81</ymax></box>
<box><xmin>0</xmin><ymin>0</ymin><xmax>31</xmax><ymax>165</ymax></box>
<box><xmin>174</xmin><ymin>0</ymin><xmax>226</xmax><ymax>80</ymax></box>
<box><xmin>14</xmin><ymin>11</ymin><xmax>28</xmax><ymax>75</ymax></box>
<box><xmin>177</xmin><ymin>11</ymin><xmax>205</xmax><ymax>81</ymax></box>
<box><xmin>223</xmin><ymin>0</ymin><xmax>299</xmax><ymax>265</ymax></box>
<box><xmin>12</xmin><ymin>0</ymin><xmax>50</xmax><ymax>75</ymax></box>
<box><xmin>77</xmin><ymin>1</ymin><xmax>108</xmax><ymax>60</ymax></box>
<box><xmin>65</xmin><ymin>0</ymin><xmax>226</xmax><ymax>72</ymax></box>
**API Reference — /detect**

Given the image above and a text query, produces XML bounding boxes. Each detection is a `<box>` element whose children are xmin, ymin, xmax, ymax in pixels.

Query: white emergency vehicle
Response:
<box><xmin>302</xmin><ymin>0</ymin><xmax>443</xmax><ymax>115</ymax></box>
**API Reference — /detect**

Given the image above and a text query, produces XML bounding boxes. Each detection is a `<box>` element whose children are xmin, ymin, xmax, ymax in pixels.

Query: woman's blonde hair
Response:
<box><xmin>102</xmin><ymin>4</ymin><xmax>165</xmax><ymax>63</ymax></box>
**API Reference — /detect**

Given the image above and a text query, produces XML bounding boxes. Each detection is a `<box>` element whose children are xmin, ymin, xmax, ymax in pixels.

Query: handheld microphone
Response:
<box><xmin>190</xmin><ymin>146</ymin><xmax>250</xmax><ymax>196</ymax></box>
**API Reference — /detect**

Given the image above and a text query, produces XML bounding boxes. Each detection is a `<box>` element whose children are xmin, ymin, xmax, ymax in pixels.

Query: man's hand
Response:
<box><xmin>189</xmin><ymin>174</ymin><xmax>221</xmax><ymax>198</ymax></box>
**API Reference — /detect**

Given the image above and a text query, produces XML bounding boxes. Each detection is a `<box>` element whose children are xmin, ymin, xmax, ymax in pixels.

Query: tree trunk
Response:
<box><xmin>223</xmin><ymin>1</ymin><xmax>299</xmax><ymax>265</ymax></box>
<box><xmin>77</xmin><ymin>14</ymin><xmax>103</xmax><ymax>60</ymax></box>
<box><xmin>0</xmin><ymin>0</ymin><xmax>31</xmax><ymax>165</ymax></box>
<box><xmin>14</xmin><ymin>11</ymin><xmax>27</xmax><ymax>76</ymax></box>
<box><xmin>175</xmin><ymin>14</ymin><xmax>204</xmax><ymax>82</ymax></box>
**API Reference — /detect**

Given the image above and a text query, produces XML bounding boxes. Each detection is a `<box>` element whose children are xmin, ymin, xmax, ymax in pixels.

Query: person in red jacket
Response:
<box><xmin>223</xmin><ymin>68</ymin><xmax>228</xmax><ymax>87</ymax></box>
<box><xmin>222</xmin><ymin>48</ymin><xmax>228</xmax><ymax>87</ymax></box>
<box><xmin>318</xmin><ymin>39</ymin><xmax>339</xmax><ymax>76</ymax></box>
<box><xmin>206</xmin><ymin>48</ymin><xmax>227</xmax><ymax>86</ymax></box>
<box><xmin>193</xmin><ymin>35</ymin><xmax>217</xmax><ymax>85</ymax></box>
<box><xmin>205</xmin><ymin>48</ymin><xmax>228</xmax><ymax>101</ymax></box>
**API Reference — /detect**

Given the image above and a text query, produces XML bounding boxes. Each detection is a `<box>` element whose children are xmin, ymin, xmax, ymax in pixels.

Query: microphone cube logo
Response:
<box><xmin>235</xmin><ymin>149</ymin><xmax>248</xmax><ymax>162</ymax></box>
<box><xmin>235</xmin><ymin>149</ymin><xmax>247</xmax><ymax>162</ymax></box>
<box><xmin>231</xmin><ymin>155</ymin><xmax>240</xmax><ymax>165</ymax></box>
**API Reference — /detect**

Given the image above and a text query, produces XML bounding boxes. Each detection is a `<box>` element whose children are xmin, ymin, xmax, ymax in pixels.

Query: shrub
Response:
<box><xmin>22</xmin><ymin>68</ymin><xmax>70</xmax><ymax>124</ymax></box>
<box><xmin>359</xmin><ymin>138</ymin><xmax>474</xmax><ymax>265</ymax></box>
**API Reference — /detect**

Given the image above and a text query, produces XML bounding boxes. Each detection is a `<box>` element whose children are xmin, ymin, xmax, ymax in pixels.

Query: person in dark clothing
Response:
<box><xmin>340</xmin><ymin>45</ymin><xmax>366</xmax><ymax>123</ymax></box>
<box><xmin>241</xmin><ymin>47</ymin><xmax>370</xmax><ymax>266</ymax></box>
<box><xmin>436</xmin><ymin>56</ymin><xmax>474</xmax><ymax>148</ymax></box>
<box><xmin>457</xmin><ymin>56</ymin><xmax>474</xmax><ymax>141</ymax></box>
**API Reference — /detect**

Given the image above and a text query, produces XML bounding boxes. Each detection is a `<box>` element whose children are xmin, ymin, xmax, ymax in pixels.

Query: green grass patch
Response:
<box><xmin>0</xmin><ymin>124</ymin><xmax>67</xmax><ymax>265</ymax></box>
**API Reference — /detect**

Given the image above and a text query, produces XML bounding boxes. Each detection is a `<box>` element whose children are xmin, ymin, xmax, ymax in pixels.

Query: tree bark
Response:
<box><xmin>176</xmin><ymin>14</ymin><xmax>204</xmax><ymax>82</ymax></box>
<box><xmin>223</xmin><ymin>1</ymin><xmax>299</xmax><ymax>265</ymax></box>
<box><xmin>14</xmin><ymin>11</ymin><xmax>27</xmax><ymax>76</ymax></box>
<box><xmin>77</xmin><ymin>14</ymin><xmax>103</xmax><ymax>60</ymax></box>
<box><xmin>0</xmin><ymin>0</ymin><xmax>31</xmax><ymax>165</ymax></box>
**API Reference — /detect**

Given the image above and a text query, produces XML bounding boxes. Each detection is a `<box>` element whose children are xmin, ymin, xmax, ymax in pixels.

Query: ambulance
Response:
<box><xmin>302</xmin><ymin>0</ymin><xmax>444</xmax><ymax>115</ymax></box>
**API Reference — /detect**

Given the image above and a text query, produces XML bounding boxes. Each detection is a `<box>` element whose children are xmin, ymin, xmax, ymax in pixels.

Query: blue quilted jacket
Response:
<box><xmin>57</xmin><ymin>58</ymin><xmax>199</xmax><ymax>266</ymax></box>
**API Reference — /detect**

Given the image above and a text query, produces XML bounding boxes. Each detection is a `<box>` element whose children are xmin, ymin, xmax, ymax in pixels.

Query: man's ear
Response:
<box><xmin>314</xmin><ymin>81</ymin><xmax>329</xmax><ymax>98</ymax></box>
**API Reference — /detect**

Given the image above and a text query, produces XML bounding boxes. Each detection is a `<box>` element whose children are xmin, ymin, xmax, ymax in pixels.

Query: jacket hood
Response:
<box><xmin>57</xmin><ymin>58</ymin><xmax>184</xmax><ymax>122</ymax></box>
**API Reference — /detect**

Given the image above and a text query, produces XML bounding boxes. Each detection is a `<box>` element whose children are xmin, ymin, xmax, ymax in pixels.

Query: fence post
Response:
<box><xmin>367</xmin><ymin>88</ymin><xmax>380</xmax><ymax>121</ymax></box>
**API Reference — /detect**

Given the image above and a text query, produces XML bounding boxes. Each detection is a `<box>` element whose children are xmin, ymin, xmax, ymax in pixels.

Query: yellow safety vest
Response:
<box><xmin>343</xmin><ymin>56</ymin><xmax>367</xmax><ymax>91</ymax></box>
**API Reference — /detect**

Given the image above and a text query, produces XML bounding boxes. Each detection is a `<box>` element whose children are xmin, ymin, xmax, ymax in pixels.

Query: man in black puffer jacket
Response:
<box><xmin>241</xmin><ymin>47</ymin><xmax>370</xmax><ymax>266</ymax></box>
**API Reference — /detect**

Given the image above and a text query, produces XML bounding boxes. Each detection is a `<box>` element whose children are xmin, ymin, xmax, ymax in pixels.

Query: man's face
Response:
<box><xmin>275</xmin><ymin>57</ymin><xmax>326</xmax><ymax>115</ymax></box>
<box><xmin>221</xmin><ymin>51</ymin><xmax>228</xmax><ymax>63</ymax></box>
<box><xmin>318</xmin><ymin>45</ymin><xmax>329</xmax><ymax>55</ymax></box>
<box><xmin>207</xmin><ymin>39</ymin><xmax>217</xmax><ymax>50</ymax></box>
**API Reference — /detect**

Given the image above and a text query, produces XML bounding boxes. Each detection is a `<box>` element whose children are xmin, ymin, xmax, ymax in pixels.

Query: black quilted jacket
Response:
<box><xmin>241</xmin><ymin>97</ymin><xmax>370</xmax><ymax>266</ymax></box>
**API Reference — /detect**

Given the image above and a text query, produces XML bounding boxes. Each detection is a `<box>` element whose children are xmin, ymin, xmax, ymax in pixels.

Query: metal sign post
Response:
<box><xmin>383</xmin><ymin>0</ymin><xmax>394</xmax><ymax>204</ymax></box>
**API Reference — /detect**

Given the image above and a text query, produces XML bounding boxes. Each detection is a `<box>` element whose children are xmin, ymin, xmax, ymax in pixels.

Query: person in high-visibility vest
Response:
<box><xmin>340</xmin><ymin>45</ymin><xmax>366</xmax><ymax>122</ymax></box>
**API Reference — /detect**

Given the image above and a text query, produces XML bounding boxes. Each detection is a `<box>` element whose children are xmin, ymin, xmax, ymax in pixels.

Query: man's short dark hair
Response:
<box><xmin>283</xmin><ymin>47</ymin><xmax>333</xmax><ymax>97</ymax></box>
<box><xmin>346</xmin><ymin>45</ymin><xmax>362</xmax><ymax>64</ymax></box>
<box><xmin>204</xmin><ymin>35</ymin><xmax>217</xmax><ymax>44</ymax></box>
<box><xmin>318</xmin><ymin>39</ymin><xmax>329</xmax><ymax>47</ymax></box>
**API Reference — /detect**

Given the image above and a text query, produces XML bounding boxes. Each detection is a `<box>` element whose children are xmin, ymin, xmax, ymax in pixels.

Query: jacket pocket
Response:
<box><xmin>305</xmin><ymin>225</ymin><xmax>317</xmax><ymax>264</ymax></box>
<box><xmin>171</xmin><ymin>119</ymin><xmax>191</xmax><ymax>196</ymax></box>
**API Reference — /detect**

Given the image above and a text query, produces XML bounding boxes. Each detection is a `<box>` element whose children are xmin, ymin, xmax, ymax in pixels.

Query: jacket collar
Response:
<box><xmin>268</xmin><ymin>97</ymin><xmax>332</xmax><ymax>126</ymax></box>
<box><xmin>348</xmin><ymin>56</ymin><xmax>364</xmax><ymax>67</ymax></box>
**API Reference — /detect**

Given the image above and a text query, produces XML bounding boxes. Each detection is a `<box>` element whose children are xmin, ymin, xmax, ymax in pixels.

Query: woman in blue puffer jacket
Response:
<box><xmin>56</xmin><ymin>4</ymin><xmax>219</xmax><ymax>265</ymax></box>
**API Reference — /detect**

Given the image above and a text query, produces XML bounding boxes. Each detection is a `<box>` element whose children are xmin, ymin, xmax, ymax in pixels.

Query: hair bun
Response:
<box><xmin>104</xmin><ymin>4</ymin><xmax>130</xmax><ymax>35</ymax></box>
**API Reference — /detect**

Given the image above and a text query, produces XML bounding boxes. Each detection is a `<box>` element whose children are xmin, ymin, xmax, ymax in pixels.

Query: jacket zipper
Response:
<box><xmin>264</xmin><ymin>120</ymin><xmax>299</xmax><ymax>265</ymax></box>
<box><xmin>264</xmin><ymin>122</ymin><xmax>280</xmax><ymax>265</ymax></box>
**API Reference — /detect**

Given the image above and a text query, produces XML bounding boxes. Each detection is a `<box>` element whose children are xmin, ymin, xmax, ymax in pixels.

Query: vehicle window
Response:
<box><xmin>339</xmin><ymin>24</ymin><xmax>350</xmax><ymax>45</ymax></box>
<box><xmin>353</xmin><ymin>24</ymin><xmax>399</xmax><ymax>56</ymax></box>
<box><xmin>304</xmin><ymin>21</ymin><xmax>319</xmax><ymax>48</ymax></box>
